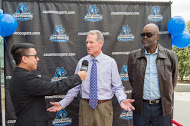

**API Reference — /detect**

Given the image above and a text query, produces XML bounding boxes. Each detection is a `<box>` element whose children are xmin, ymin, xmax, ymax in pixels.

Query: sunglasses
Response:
<box><xmin>24</xmin><ymin>54</ymin><xmax>38</xmax><ymax>59</ymax></box>
<box><xmin>140</xmin><ymin>33</ymin><xmax>158</xmax><ymax>38</ymax></box>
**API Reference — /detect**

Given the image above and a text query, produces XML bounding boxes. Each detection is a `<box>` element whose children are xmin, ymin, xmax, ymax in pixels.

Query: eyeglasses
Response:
<box><xmin>24</xmin><ymin>55</ymin><xmax>38</xmax><ymax>59</ymax></box>
<box><xmin>140</xmin><ymin>33</ymin><xmax>158</xmax><ymax>38</ymax></box>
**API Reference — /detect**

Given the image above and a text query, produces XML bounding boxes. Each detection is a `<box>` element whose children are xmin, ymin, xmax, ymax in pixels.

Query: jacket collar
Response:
<box><xmin>136</xmin><ymin>43</ymin><xmax>167</xmax><ymax>59</ymax></box>
<box><xmin>15</xmin><ymin>67</ymin><xmax>30</xmax><ymax>72</ymax></box>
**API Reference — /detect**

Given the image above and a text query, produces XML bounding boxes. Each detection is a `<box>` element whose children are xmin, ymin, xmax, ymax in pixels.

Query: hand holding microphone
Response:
<box><xmin>77</xmin><ymin>71</ymin><xmax>87</xmax><ymax>80</ymax></box>
<box><xmin>47</xmin><ymin>60</ymin><xmax>88</xmax><ymax>113</ymax></box>
<box><xmin>77</xmin><ymin>60</ymin><xmax>88</xmax><ymax>81</ymax></box>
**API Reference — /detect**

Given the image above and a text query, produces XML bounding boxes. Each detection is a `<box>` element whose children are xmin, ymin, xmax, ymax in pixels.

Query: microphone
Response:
<box><xmin>80</xmin><ymin>60</ymin><xmax>88</xmax><ymax>72</ymax></box>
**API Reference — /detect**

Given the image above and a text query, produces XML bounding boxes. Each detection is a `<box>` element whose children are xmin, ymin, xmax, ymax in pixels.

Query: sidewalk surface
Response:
<box><xmin>1</xmin><ymin>85</ymin><xmax>190</xmax><ymax>126</ymax></box>
<box><xmin>173</xmin><ymin>91</ymin><xmax>190</xmax><ymax>126</ymax></box>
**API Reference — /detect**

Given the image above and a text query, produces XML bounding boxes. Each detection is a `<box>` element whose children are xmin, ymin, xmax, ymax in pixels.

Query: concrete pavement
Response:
<box><xmin>173</xmin><ymin>90</ymin><xmax>190</xmax><ymax>126</ymax></box>
<box><xmin>1</xmin><ymin>85</ymin><xmax>190</xmax><ymax>126</ymax></box>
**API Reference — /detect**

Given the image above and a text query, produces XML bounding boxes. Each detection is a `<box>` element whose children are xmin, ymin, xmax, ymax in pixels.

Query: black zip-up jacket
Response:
<box><xmin>10</xmin><ymin>67</ymin><xmax>82</xmax><ymax>126</ymax></box>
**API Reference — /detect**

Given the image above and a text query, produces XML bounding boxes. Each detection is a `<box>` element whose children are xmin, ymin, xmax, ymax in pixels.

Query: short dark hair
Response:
<box><xmin>11</xmin><ymin>43</ymin><xmax>35</xmax><ymax>65</ymax></box>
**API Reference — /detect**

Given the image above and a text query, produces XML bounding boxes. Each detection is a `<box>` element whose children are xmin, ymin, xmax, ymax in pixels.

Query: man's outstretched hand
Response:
<box><xmin>120</xmin><ymin>99</ymin><xmax>135</xmax><ymax>112</ymax></box>
<box><xmin>47</xmin><ymin>102</ymin><xmax>63</xmax><ymax>112</ymax></box>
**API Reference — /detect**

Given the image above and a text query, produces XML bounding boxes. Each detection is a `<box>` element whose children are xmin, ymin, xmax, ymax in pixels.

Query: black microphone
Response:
<box><xmin>80</xmin><ymin>60</ymin><xmax>88</xmax><ymax>72</ymax></box>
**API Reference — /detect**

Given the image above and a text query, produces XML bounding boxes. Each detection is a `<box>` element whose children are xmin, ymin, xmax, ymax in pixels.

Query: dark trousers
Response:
<box><xmin>133</xmin><ymin>102</ymin><xmax>172</xmax><ymax>126</ymax></box>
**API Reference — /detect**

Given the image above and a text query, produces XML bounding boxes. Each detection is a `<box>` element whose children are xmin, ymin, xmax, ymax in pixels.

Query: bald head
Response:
<box><xmin>143</xmin><ymin>23</ymin><xmax>159</xmax><ymax>33</ymax></box>
<box><xmin>141</xmin><ymin>23</ymin><xmax>160</xmax><ymax>54</ymax></box>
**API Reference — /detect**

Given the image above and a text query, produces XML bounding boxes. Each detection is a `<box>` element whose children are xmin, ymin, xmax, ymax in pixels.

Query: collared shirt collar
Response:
<box><xmin>144</xmin><ymin>45</ymin><xmax>158</xmax><ymax>55</ymax></box>
<box><xmin>137</xmin><ymin>43</ymin><xmax>167</xmax><ymax>59</ymax></box>
<box><xmin>89</xmin><ymin>51</ymin><xmax>103</xmax><ymax>62</ymax></box>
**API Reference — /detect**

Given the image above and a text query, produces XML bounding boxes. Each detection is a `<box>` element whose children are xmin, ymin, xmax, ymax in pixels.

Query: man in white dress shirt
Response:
<box><xmin>48</xmin><ymin>30</ymin><xmax>135</xmax><ymax>126</ymax></box>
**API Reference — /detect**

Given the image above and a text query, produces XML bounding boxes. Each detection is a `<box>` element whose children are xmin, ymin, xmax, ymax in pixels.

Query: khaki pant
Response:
<box><xmin>79</xmin><ymin>99</ymin><xmax>113</xmax><ymax>126</ymax></box>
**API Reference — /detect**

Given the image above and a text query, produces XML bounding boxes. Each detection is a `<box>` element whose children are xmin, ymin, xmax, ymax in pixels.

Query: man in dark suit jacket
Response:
<box><xmin>9</xmin><ymin>43</ymin><xmax>87</xmax><ymax>126</ymax></box>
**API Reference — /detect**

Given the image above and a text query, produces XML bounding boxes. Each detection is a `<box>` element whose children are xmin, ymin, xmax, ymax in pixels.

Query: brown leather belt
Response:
<box><xmin>83</xmin><ymin>99</ymin><xmax>110</xmax><ymax>104</ymax></box>
<box><xmin>143</xmin><ymin>99</ymin><xmax>161</xmax><ymax>105</ymax></box>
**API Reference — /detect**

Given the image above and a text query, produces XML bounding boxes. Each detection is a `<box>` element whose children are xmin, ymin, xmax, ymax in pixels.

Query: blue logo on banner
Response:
<box><xmin>120</xmin><ymin>110</ymin><xmax>133</xmax><ymax>120</ymax></box>
<box><xmin>120</xmin><ymin>65</ymin><xmax>129</xmax><ymax>81</ymax></box>
<box><xmin>51</xmin><ymin>66</ymin><xmax>68</xmax><ymax>82</ymax></box>
<box><xmin>52</xmin><ymin>109</ymin><xmax>72</xmax><ymax>126</ymax></box>
<box><xmin>117</xmin><ymin>25</ymin><xmax>135</xmax><ymax>42</ymax></box>
<box><xmin>49</xmin><ymin>25</ymin><xmax>69</xmax><ymax>42</ymax></box>
<box><xmin>13</xmin><ymin>3</ymin><xmax>33</xmax><ymax>21</ymax></box>
<box><xmin>84</xmin><ymin>5</ymin><xmax>103</xmax><ymax>22</ymax></box>
<box><xmin>148</xmin><ymin>6</ymin><xmax>163</xmax><ymax>22</ymax></box>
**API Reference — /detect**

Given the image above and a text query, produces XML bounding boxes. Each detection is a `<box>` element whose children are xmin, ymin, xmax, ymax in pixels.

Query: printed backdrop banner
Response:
<box><xmin>3</xmin><ymin>0</ymin><xmax>171</xmax><ymax>125</ymax></box>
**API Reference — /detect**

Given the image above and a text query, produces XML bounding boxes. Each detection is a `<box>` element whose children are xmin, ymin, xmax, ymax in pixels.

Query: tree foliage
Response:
<box><xmin>187</xmin><ymin>21</ymin><xmax>190</xmax><ymax>32</ymax></box>
<box><xmin>172</xmin><ymin>21</ymin><xmax>190</xmax><ymax>80</ymax></box>
<box><xmin>172</xmin><ymin>46</ymin><xmax>190</xmax><ymax>80</ymax></box>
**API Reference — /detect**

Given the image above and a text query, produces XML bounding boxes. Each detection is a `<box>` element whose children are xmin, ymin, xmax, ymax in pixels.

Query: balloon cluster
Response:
<box><xmin>0</xmin><ymin>9</ymin><xmax>18</xmax><ymax>37</ymax></box>
<box><xmin>168</xmin><ymin>16</ymin><xmax>190</xmax><ymax>48</ymax></box>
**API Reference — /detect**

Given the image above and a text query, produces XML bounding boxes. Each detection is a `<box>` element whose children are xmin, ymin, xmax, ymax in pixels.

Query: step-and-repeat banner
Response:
<box><xmin>3</xmin><ymin>0</ymin><xmax>171</xmax><ymax>125</ymax></box>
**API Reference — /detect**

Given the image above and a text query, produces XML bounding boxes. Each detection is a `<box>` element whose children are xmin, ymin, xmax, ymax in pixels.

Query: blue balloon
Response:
<box><xmin>167</xmin><ymin>16</ymin><xmax>186</xmax><ymax>35</ymax></box>
<box><xmin>184</xmin><ymin>28</ymin><xmax>189</xmax><ymax>33</ymax></box>
<box><xmin>0</xmin><ymin>14</ymin><xmax>18</xmax><ymax>37</ymax></box>
<box><xmin>0</xmin><ymin>9</ymin><xmax>3</xmax><ymax>20</ymax></box>
<box><xmin>0</xmin><ymin>9</ymin><xmax>3</xmax><ymax>15</ymax></box>
<box><xmin>172</xmin><ymin>32</ymin><xmax>190</xmax><ymax>48</ymax></box>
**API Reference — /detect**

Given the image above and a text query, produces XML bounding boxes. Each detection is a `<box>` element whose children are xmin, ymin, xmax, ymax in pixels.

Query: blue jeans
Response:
<box><xmin>133</xmin><ymin>102</ymin><xmax>172</xmax><ymax>126</ymax></box>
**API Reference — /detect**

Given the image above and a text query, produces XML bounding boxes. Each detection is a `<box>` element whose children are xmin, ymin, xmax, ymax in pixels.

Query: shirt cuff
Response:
<box><xmin>59</xmin><ymin>100</ymin><xmax>68</xmax><ymax>109</ymax></box>
<box><xmin>120</xmin><ymin>99</ymin><xmax>125</xmax><ymax>104</ymax></box>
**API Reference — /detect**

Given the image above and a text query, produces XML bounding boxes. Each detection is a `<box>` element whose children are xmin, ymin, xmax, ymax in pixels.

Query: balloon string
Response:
<box><xmin>3</xmin><ymin>37</ymin><xmax>16</xmax><ymax>64</ymax></box>
<box><xmin>3</xmin><ymin>37</ymin><xmax>8</xmax><ymax>50</ymax></box>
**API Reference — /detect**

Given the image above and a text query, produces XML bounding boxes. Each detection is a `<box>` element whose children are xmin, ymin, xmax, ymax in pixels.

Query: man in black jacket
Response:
<box><xmin>9</xmin><ymin>43</ymin><xmax>87</xmax><ymax>126</ymax></box>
